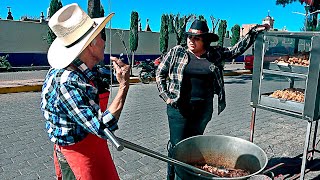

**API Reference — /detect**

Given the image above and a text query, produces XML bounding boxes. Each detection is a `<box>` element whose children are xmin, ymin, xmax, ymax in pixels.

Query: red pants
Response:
<box><xmin>53</xmin><ymin>88</ymin><xmax>114</xmax><ymax>179</ymax></box>
<box><xmin>54</xmin><ymin>133</ymin><xmax>119</xmax><ymax>180</ymax></box>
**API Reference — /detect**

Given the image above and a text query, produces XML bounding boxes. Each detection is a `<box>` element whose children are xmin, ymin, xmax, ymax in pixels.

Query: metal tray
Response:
<box><xmin>260</xmin><ymin>93</ymin><xmax>304</xmax><ymax>114</ymax></box>
<box><xmin>264</xmin><ymin>62</ymin><xmax>309</xmax><ymax>75</ymax></box>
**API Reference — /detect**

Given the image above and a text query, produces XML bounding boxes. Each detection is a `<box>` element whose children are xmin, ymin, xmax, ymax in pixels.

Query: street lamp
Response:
<box><xmin>292</xmin><ymin>5</ymin><xmax>320</xmax><ymax>31</ymax></box>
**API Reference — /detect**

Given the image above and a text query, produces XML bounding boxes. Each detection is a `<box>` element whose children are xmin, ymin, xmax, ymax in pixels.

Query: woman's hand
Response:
<box><xmin>254</xmin><ymin>24</ymin><xmax>270</xmax><ymax>32</ymax></box>
<box><xmin>166</xmin><ymin>98</ymin><xmax>173</xmax><ymax>105</ymax></box>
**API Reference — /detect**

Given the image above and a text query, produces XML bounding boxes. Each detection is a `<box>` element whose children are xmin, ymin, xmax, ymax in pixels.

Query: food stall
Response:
<box><xmin>250</xmin><ymin>31</ymin><xmax>320</xmax><ymax>179</ymax></box>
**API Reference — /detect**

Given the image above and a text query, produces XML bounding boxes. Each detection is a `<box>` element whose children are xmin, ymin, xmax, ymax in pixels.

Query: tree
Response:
<box><xmin>231</xmin><ymin>24</ymin><xmax>240</xmax><ymax>46</ymax></box>
<box><xmin>47</xmin><ymin>0</ymin><xmax>63</xmax><ymax>45</ymax></box>
<box><xmin>210</xmin><ymin>15</ymin><xmax>220</xmax><ymax>33</ymax></box>
<box><xmin>276</xmin><ymin>0</ymin><xmax>320</xmax><ymax>30</ymax></box>
<box><xmin>129</xmin><ymin>11</ymin><xmax>139</xmax><ymax>68</ymax></box>
<box><xmin>99</xmin><ymin>5</ymin><xmax>106</xmax><ymax>42</ymax></box>
<box><xmin>168</xmin><ymin>14</ymin><xmax>175</xmax><ymax>34</ymax></box>
<box><xmin>226</xmin><ymin>31</ymin><xmax>230</xmax><ymax>38</ymax></box>
<box><xmin>169</xmin><ymin>14</ymin><xmax>194</xmax><ymax>45</ymax></box>
<box><xmin>160</xmin><ymin>14</ymin><xmax>169</xmax><ymax>55</ymax></box>
<box><xmin>88</xmin><ymin>0</ymin><xmax>100</xmax><ymax>18</ymax></box>
<box><xmin>198</xmin><ymin>15</ymin><xmax>206</xmax><ymax>21</ymax></box>
<box><xmin>217</xmin><ymin>20</ymin><xmax>227</xmax><ymax>47</ymax></box>
<box><xmin>88</xmin><ymin>0</ymin><xmax>107</xmax><ymax>66</ymax></box>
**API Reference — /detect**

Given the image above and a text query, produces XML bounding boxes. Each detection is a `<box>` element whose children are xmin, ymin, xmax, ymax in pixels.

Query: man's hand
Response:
<box><xmin>107</xmin><ymin>56</ymin><xmax>130</xmax><ymax>120</ymax></box>
<box><xmin>111</xmin><ymin>56</ymin><xmax>130</xmax><ymax>88</ymax></box>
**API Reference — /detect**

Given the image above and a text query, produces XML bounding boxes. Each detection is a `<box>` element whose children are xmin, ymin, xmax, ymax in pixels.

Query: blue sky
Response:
<box><xmin>0</xmin><ymin>0</ymin><xmax>311</xmax><ymax>32</ymax></box>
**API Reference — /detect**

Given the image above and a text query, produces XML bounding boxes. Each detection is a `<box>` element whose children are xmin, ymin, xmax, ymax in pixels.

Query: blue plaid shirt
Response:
<box><xmin>41</xmin><ymin>59</ymin><xmax>118</xmax><ymax>146</ymax></box>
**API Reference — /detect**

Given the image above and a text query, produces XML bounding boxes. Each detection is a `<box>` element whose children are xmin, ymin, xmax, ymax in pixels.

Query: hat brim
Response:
<box><xmin>47</xmin><ymin>13</ymin><xmax>114</xmax><ymax>69</ymax></box>
<box><xmin>185</xmin><ymin>32</ymin><xmax>219</xmax><ymax>42</ymax></box>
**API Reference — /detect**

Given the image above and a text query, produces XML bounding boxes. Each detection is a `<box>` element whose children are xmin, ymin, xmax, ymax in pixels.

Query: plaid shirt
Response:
<box><xmin>41</xmin><ymin>59</ymin><xmax>118</xmax><ymax>146</ymax></box>
<box><xmin>156</xmin><ymin>27</ymin><xmax>262</xmax><ymax>114</ymax></box>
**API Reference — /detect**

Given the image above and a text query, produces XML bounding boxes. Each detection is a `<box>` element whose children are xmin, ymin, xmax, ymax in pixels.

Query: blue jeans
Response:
<box><xmin>166</xmin><ymin>99</ymin><xmax>213</xmax><ymax>180</ymax></box>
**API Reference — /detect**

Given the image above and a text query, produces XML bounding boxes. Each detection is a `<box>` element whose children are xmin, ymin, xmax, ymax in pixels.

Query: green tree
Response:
<box><xmin>231</xmin><ymin>24</ymin><xmax>240</xmax><ymax>46</ymax></box>
<box><xmin>168</xmin><ymin>14</ymin><xmax>175</xmax><ymax>34</ymax></box>
<box><xmin>0</xmin><ymin>55</ymin><xmax>11</xmax><ymax>70</ymax></box>
<box><xmin>88</xmin><ymin>0</ymin><xmax>100</xmax><ymax>18</ymax></box>
<box><xmin>217</xmin><ymin>20</ymin><xmax>227</xmax><ymax>47</ymax></box>
<box><xmin>88</xmin><ymin>0</ymin><xmax>107</xmax><ymax>67</ymax></box>
<box><xmin>276</xmin><ymin>0</ymin><xmax>320</xmax><ymax>30</ymax></box>
<box><xmin>226</xmin><ymin>30</ymin><xmax>230</xmax><ymax>38</ymax></box>
<box><xmin>99</xmin><ymin>5</ymin><xmax>106</xmax><ymax>42</ymax></box>
<box><xmin>129</xmin><ymin>11</ymin><xmax>139</xmax><ymax>67</ymax></box>
<box><xmin>160</xmin><ymin>14</ymin><xmax>169</xmax><ymax>55</ymax></box>
<box><xmin>47</xmin><ymin>0</ymin><xmax>62</xmax><ymax>45</ymax></box>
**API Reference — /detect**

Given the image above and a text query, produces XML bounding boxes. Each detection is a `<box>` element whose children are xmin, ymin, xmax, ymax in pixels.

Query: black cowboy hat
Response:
<box><xmin>185</xmin><ymin>19</ymin><xmax>219</xmax><ymax>42</ymax></box>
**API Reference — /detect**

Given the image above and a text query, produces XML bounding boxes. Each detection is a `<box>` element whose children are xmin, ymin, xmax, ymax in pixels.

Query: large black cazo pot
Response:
<box><xmin>172</xmin><ymin>135</ymin><xmax>268</xmax><ymax>180</ymax></box>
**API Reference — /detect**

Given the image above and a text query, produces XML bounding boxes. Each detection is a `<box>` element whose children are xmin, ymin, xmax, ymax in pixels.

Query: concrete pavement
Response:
<box><xmin>1</xmin><ymin>75</ymin><xmax>320</xmax><ymax>179</ymax></box>
<box><xmin>0</xmin><ymin>63</ymin><xmax>250</xmax><ymax>94</ymax></box>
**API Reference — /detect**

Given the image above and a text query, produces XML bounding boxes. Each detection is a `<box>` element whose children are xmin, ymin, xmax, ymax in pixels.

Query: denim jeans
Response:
<box><xmin>166</xmin><ymin>99</ymin><xmax>213</xmax><ymax>180</ymax></box>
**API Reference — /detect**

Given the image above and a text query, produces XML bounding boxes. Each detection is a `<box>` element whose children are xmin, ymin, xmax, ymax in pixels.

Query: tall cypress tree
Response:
<box><xmin>226</xmin><ymin>30</ymin><xmax>230</xmax><ymax>38</ymax></box>
<box><xmin>178</xmin><ymin>16</ymin><xmax>186</xmax><ymax>45</ymax></box>
<box><xmin>160</xmin><ymin>14</ymin><xmax>169</xmax><ymax>55</ymax></box>
<box><xmin>217</xmin><ymin>20</ymin><xmax>227</xmax><ymax>47</ymax></box>
<box><xmin>129</xmin><ymin>11</ymin><xmax>139</xmax><ymax>67</ymax></box>
<box><xmin>99</xmin><ymin>5</ymin><xmax>106</xmax><ymax>42</ymax></box>
<box><xmin>231</xmin><ymin>24</ymin><xmax>240</xmax><ymax>46</ymax></box>
<box><xmin>88</xmin><ymin>0</ymin><xmax>100</xmax><ymax>18</ymax></box>
<box><xmin>47</xmin><ymin>0</ymin><xmax>62</xmax><ymax>45</ymax></box>
<box><xmin>168</xmin><ymin>14</ymin><xmax>175</xmax><ymax>34</ymax></box>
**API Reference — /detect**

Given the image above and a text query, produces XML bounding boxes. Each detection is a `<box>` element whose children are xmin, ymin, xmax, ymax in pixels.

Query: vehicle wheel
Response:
<box><xmin>139</xmin><ymin>70</ymin><xmax>151</xmax><ymax>84</ymax></box>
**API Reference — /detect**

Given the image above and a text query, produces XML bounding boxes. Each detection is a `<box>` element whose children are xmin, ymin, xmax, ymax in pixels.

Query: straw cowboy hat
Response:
<box><xmin>47</xmin><ymin>3</ymin><xmax>114</xmax><ymax>69</ymax></box>
<box><xmin>185</xmin><ymin>19</ymin><xmax>219</xmax><ymax>42</ymax></box>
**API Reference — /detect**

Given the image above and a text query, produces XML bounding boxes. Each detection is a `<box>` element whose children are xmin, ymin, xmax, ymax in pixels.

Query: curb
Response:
<box><xmin>0</xmin><ymin>70</ymin><xmax>251</xmax><ymax>94</ymax></box>
<box><xmin>0</xmin><ymin>85</ymin><xmax>42</xmax><ymax>94</ymax></box>
<box><xmin>0</xmin><ymin>77</ymin><xmax>143</xmax><ymax>94</ymax></box>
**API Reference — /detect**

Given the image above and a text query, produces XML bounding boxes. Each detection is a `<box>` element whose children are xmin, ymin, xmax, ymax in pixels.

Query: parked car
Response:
<box><xmin>244</xmin><ymin>55</ymin><xmax>254</xmax><ymax>72</ymax></box>
<box><xmin>244</xmin><ymin>46</ymin><xmax>294</xmax><ymax>72</ymax></box>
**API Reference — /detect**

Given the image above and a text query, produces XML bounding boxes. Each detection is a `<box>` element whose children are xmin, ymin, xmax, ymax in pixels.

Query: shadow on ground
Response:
<box><xmin>263</xmin><ymin>157</ymin><xmax>320</xmax><ymax>179</ymax></box>
<box><xmin>224</xmin><ymin>74</ymin><xmax>252</xmax><ymax>85</ymax></box>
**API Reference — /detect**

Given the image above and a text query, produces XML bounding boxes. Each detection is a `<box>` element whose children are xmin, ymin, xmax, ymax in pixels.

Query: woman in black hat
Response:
<box><xmin>156</xmin><ymin>19</ymin><xmax>269</xmax><ymax>180</ymax></box>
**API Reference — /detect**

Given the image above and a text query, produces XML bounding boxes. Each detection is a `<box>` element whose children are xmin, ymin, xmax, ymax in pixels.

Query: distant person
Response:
<box><xmin>156</xmin><ymin>19</ymin><xmax>269</xmax><ymax>180</ymax></box>
<box><xmin>40</xmin><ymin>3</ymin><xmax>130</xmax><ymax>180</ymax></box>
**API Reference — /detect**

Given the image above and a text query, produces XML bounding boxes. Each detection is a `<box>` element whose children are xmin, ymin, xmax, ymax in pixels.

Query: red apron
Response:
<box><xmin>53</xmin><ymin>83</ymin><xmax>117</xmax><ymax>180</ymax></box>
<box><xmin>54</xmin><ymin>133</ymin><xmax>118</xmax><ymax>180</ymax></box>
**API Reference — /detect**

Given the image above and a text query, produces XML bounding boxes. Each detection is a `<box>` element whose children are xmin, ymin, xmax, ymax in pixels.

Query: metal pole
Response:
<box><xmin>304</xmin><ymin>5</ymin><xmax>310</xmax><ymax>31</ymax></box>
<box><xmin>300</xmin><ymin>121</ymin><xmax>313</xmax><ymax>180</ymax></box>
<box><xmin>249</xmin><ymin>107</ymin><xmax>257</xmax><ymax>142</ymax></box>
<box><xmin>109</xmin><ymin>0</ymin><xmax>112</xmax><ymax>59</ymax></box>
<box><xmin>108</xmin><ymin>0</ymin><xmax>113</xmax><ymax>89</ymax></box>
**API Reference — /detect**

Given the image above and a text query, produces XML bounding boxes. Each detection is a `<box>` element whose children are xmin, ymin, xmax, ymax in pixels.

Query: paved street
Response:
<box><xmin>1</xmin><ymin>74</ymin><xmax>320</xmax><ymax>179</ymax></box>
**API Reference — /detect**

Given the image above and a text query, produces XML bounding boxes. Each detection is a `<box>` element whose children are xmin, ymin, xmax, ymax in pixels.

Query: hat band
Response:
<box><xmin>188</xmin><ymin>29</ymin><xmax>205</xmax><ymax>34</ymax></box>
<box><xmin>65</xmin><ymin>22</ymin><xmax>98</xmax><ymax>48</ymax></box>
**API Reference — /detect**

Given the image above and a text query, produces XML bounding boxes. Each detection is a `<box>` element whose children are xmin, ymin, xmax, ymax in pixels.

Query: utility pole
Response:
<box><xmin>304</xmin><ymin>5</ymin><xmax>310</xmax><ymax>31</ymax></box>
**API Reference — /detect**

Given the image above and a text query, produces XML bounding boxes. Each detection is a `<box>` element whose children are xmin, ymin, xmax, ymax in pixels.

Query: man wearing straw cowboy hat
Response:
<box><xmin>41</xmin><ymin>3</ymin><xmax>130</xmax><ymax>180</ymax></box>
